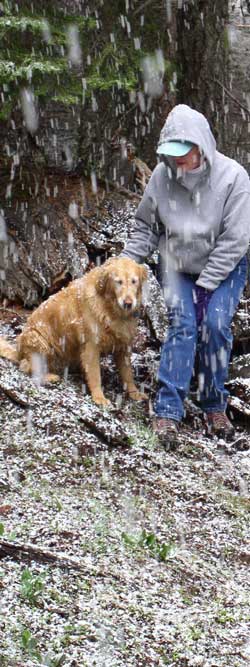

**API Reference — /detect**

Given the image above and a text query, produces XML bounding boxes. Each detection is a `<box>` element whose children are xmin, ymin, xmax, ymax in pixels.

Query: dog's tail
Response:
<box><xmin>0</xmin><ymin>337</ymin><xmax>18</xmax><ymax>363</ymax></box>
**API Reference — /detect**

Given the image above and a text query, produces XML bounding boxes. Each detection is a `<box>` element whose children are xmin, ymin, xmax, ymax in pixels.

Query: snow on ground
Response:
<box><xmin>0</xmin><ymin>318</ymin><xmax>250</xmax><ymax>667</ymax></box>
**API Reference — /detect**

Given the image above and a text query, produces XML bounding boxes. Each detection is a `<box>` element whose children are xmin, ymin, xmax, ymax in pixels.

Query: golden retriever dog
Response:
<box><xmin>0</xmin><ymin>257</ymin><xmax>148</xmax><ymax>406</ymax></box>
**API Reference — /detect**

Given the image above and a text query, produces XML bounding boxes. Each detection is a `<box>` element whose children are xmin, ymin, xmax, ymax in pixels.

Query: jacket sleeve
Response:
<box><xmin>196</xmin><ymin>169</ymin><xmax>250</xmax><ymax>291</ymax></box>
<box><xmin>121</xmin><ymin>169</ymin><xmax>162</xmax><ymax>264</ymax></box>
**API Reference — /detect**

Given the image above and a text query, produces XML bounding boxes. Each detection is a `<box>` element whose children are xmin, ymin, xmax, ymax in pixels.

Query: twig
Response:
<box><xmin>113</xmin><ymin>182</ymin><xmax>141</xmax><ymax>200</ymax></box>
<box><xmin>98</xmin><ymin>177</ymin><xmax>141</xmax><ymax>201</ymax></box>
<box><xmin>185</xmin><ymin>495</ymin><xmax>208</xmax><ymax>506</ymax></box>
<box><xmin>0</xmin><ymin>307</ymin><xmax>24</xmax><ymax>320</ymax></box>
<box><xmin>214</xmin><ymin>78</ymin><xmax>250</xmax><ymax>116</ymax></box>
<box><xmin>133</xmin><ymin>0</ymin><xmax>156</xmax><ymax>15</ymax></box>
<box><xmin>194</xmin><ymin>439</ymin><xmax>216</xmax><ymax>460</ymax></box>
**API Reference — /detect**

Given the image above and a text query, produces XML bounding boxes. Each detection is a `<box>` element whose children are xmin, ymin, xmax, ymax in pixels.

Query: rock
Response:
<box><xmin>229</xmin><ymin>352</ymin><xmax>250</xmax><ymax>379</ymax></box>
<box><xmin>232</xmin><ymin>294</ymin><xmax>250</xmax><ymax>342</ymax></box>
<box><xmin>227</xmin><ymin>376</ymin><xmax>250</xmax><ymax>421</ymax></box>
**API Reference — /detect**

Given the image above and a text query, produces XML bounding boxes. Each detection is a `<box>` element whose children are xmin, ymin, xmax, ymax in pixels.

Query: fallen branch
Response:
<box><xmin>0</xmin><ymin>538</ymin><xmax>88</xmax><ymax>569</ymax></box>
<box><xmin>78</xmin><ymin>411</ymin><xmax>131</xmax><ymax>447</ymax></box>
<box><xmin>0</xmin><ymin>384</ymin><xmax>31</xmax><ymax>409</ymax></box>
<box><xmin>0</xmin><ymin>539</ymin><xmax>121</xmax><ymax>579</ymax></box>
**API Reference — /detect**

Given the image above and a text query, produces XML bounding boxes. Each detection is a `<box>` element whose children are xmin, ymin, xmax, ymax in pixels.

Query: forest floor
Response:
<box><xmin>0</xmin><ymin>311</ymin><xmax>250</xmax><ymax>667</ymax></box>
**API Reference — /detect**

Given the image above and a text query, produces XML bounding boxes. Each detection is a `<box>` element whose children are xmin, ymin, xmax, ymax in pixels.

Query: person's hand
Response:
<box><xmin>194</xmin><ymin>285</ymin><xmax>212</xmax><ymax>326</ymax></box>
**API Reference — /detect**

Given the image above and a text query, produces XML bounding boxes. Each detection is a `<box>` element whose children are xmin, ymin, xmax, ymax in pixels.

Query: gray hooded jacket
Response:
<box><xmin>122</xmin><ymin>105</ymin><xmax>250</xmax><ymax>290</ymax></box>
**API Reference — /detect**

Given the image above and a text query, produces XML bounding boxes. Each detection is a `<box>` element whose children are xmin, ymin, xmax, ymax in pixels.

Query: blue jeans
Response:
<box><xmin>154</xmin><ymin>256</ymin><xmax>247</xmax><ymax>421</ymax></box>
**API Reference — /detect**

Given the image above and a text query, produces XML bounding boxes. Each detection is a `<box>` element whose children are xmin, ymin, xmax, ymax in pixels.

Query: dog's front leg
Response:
<box><xmin>80</xmin><ymin>343</ymin><xmax>111</xmax><ymax>407</ymax></box>
<box><xmin>114</xmin><ymin>348</ymin><xmax>147</xmax><ymax>401</ymax></box>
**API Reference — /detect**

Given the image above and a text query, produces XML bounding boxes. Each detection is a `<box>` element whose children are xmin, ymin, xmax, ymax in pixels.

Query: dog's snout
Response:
<box><xmin>123</xmin><ymin>297</ymin><xmax>133</xmax><ymax>310</ymax></box>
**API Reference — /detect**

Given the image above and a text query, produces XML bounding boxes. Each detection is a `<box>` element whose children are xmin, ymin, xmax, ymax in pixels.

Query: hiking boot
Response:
<box><xmin>206</xmin><ymin>412</ymin><xmax>235</xmax><ymax>441</ymax></box>
<box><xmin>153</xmin><ymin>417</ymin><xmax>180</xmax><ymax>449</ymax></box>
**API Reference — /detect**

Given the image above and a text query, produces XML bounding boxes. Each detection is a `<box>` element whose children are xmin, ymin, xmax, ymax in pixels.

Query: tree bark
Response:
<box><xmin>176</xmin><ymin>0</ymin><xmax>229</xmax><ymax>147</ymax></box>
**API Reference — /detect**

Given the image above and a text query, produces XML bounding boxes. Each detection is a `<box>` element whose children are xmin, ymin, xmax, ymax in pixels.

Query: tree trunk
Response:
<box><xmin>176</xmin><ymin>0</ymin><xmax>229</xmax><ymax>149</ymax></box>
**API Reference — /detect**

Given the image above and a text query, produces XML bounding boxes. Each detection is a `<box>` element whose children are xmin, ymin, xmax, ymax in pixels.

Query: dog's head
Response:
<box><xmin>96</xmin><ymin>257</ymin><xmax>147</xmax><ymax>314</ymax></box>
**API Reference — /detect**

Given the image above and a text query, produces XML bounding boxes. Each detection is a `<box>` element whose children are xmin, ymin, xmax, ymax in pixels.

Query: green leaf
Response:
<box><xmin>157</xmin><ymin>541</ymin><xmax>174</xmax><ymax>562</ymax></box>
<box><xmin>121</xmin><ymin>531</ymin><xmax>137</xmax><ymax>547</ymax></box>
<box><xmin>20</xmin><ymin>568</ymin><xmax>45</xmax><ymax>606</ymax></box>
<box><xmin>20</xmin><ymin>627</ymin><xmax>41</xmax><ymax>661</ymax></box>
<box><xmin>139</xmin><ymin>530</ymin><xmax>156</xmax><ymax>548</ymax></box>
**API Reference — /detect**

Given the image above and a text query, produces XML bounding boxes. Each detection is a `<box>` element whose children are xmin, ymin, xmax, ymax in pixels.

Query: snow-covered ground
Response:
<box><xmin>0</xmin><ymin>327</ymin><xmax>249</xmax><ymax>667</ymax></box>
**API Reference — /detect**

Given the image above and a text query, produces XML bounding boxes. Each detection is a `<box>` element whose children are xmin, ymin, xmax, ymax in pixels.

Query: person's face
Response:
<box><xmin>173</xmin><ymin>146</ymin><xmax>201</xmax><ymax>172</ymax></box>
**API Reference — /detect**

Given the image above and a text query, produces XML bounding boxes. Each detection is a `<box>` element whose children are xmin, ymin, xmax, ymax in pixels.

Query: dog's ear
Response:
<box><xmin>138</xmin><ymin>264</ymin><xmax>148</xmax><ymax>284</ymax></box>
<box><xmin>95</xmin><ymin>266</ymin><xmax>109</xmax><ymax>295</ymax></box>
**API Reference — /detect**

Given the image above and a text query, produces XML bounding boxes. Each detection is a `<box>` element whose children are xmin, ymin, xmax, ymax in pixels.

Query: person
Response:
<box><xmin>121</xmin><ymin>104</ymin><xmax>250</xmax><ymax>445</ymax></box>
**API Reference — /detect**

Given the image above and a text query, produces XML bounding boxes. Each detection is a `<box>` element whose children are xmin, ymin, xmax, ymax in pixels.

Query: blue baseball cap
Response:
<box><xmin>157</xmin><ymin>140</ymin><xmax>195</xmax><ymax>157</ymax></box>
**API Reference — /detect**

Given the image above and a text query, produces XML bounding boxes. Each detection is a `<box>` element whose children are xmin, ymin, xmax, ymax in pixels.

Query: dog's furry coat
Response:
<box><xmin>0</xmin><ymin>257</ymin><xmax>147</xmax><ymax>406</ymax></box>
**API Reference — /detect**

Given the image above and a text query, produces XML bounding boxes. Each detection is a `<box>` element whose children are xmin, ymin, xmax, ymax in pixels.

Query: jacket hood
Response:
<box><xmin>158</xmin><ymin>104</ymin><xmax>216</xmax><ymax>168</ymax></box>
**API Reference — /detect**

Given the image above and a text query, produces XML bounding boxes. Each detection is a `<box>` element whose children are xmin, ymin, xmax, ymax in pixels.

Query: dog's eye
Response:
<box><xmin>115</xmin><ymin>278</ymin><xmax>123</xmax><ymax>286</ymax></box>
<box><xmin>131</xmin><ymin>277</ymin><xmax>138</xmax><ymax>284</ymax></box>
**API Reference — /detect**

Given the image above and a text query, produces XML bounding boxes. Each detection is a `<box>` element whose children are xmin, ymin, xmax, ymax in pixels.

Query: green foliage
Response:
<box><xmin>0</xmin><ymin>522</ymin><xmax>4</xmax><ymax>536</ymax></box>
<box><xmin>188</xmin><ymin>625</ymin><xmax>203</xmax><ymax>641</ymax></box>
<box><xmin>0</xmin><ymin>12</ymin><xmax>93</xmax><ymax>117</ymax></box>
<box><xmin>130</xmin><ymin>422</ymin><xmax>159</xmax><ymax>449</ymax></box>
<box><xmin>20</xmin><ymin>627</ymin><xmax>41</xmax><ymax>661</ymax></box>
<box><xmin>20</xmin><ymin>567</ymin><xmax>45</xmax><ymax>606</ymax></box>
<box><xmin>0</xmin><ymin>3</ymin><xmax>172</xmax><ymax>119</ymax></box>
<box><xmin>61</xmin><ymin>624</ymin><xmax>88</xmax><ymax>648</ymax></box>
<box><xmin>122</xmin><ymin>529</ymin><xmax>175</xmax><ymax>562</ymax></box>
<box><xmin>43</xmin><ymin>654</ymin><xmax>65</xmax><ymax>667</ymax></box>
<box><xmin>20</xmin><ymin>626</ymin><xmax>65</xmax><ymax>665</ymax></box>
<box><xmin>0</xmin><ymin>57</ymin><xmax>66</xmax><ymax>83</ymax></box>
<box><xmin>0</xmin><ymin>15</ymin><xmax>50</xmax><ymax>34</ymax></box>
<box><xmin>215</xmin><ymin>607</ymin><xmax>235</xmax><ymax>625</ymax></box>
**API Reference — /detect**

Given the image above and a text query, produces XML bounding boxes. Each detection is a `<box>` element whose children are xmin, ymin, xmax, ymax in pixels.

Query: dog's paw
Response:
<box><xmin>19</xmin><ymin>359</ymin><xmax>32</xmax><ymax>374</ymax></box>
<box><xmin>129</xmin><ymin>390</ymin><xmax>148</xmax><ymax>402</ymax></box>
<box><xmin>92</xmin><ymin>394</ymin><xmax>112</xmax><ymax>408</ymax></box>
<box><xmin>43</xmin><ymin>373</ymin><xmax>61</xmax><ymax>384</ymax></box>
